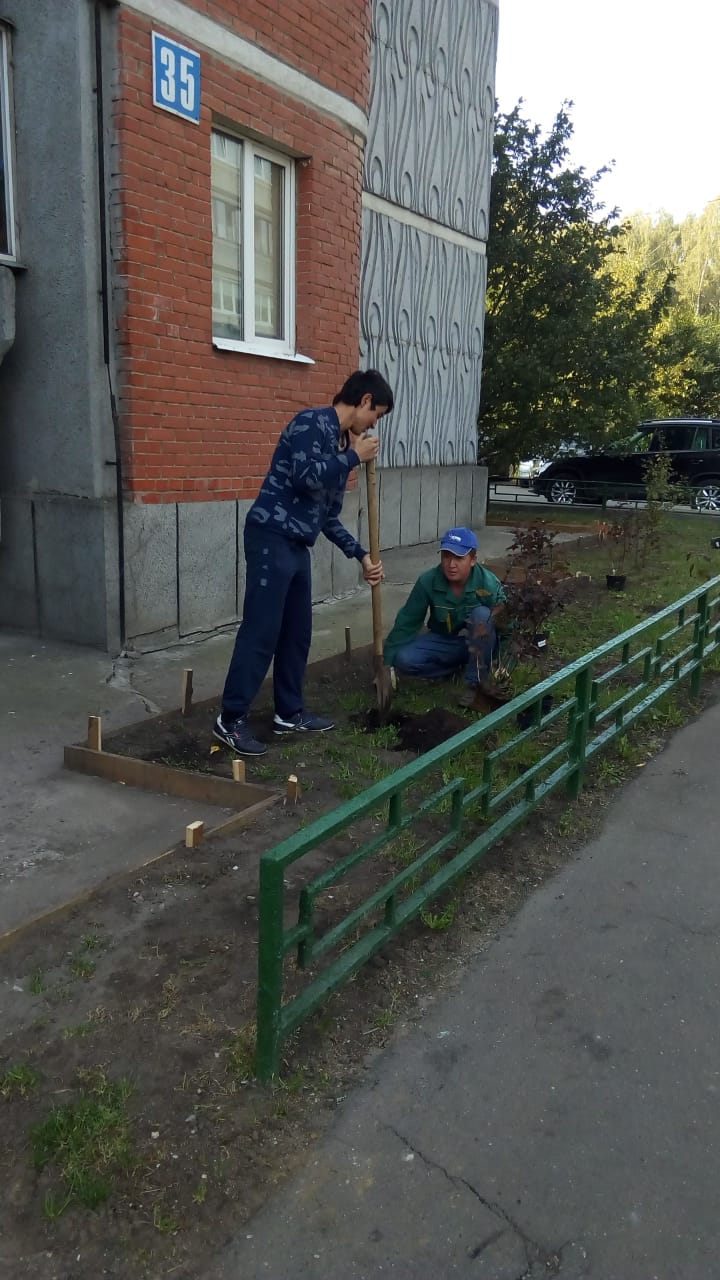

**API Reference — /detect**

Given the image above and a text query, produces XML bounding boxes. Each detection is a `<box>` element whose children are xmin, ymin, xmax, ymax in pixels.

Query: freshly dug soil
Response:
<box><xmin>358</xmin><ymin>706</ymin><xmax>471</xmax><ymax>751</ymax></box>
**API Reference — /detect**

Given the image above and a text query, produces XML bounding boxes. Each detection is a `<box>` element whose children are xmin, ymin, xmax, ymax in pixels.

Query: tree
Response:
<box><xmin>652</xmin><ymin>311</ymin><xmax>720</xmax><ymax>417</ymax></box>
<box><xmin>606</xmin><ymin>203</ymin><xmax>720</xmax><ymax>417</ymax></box>
<box><xmin>677</xmin><ymin>201</ymin><xmax>720</xmax><ymax>319</ymax></box>
<box><xmin>479</xmin><ymin>105</ymin><xmax>671</xmax><ymax>469</ymax></box>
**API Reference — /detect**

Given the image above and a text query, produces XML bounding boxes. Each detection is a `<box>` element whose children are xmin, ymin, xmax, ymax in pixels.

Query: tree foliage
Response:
<box><xmin>606</xmin><ymin>205</ymin><xmax>720</xmax><ymax>417</ymax></box>
<box><xmin>479</xmin><ymin>104</ymin><xmax>720</xmax><ymax>469</ymax></box>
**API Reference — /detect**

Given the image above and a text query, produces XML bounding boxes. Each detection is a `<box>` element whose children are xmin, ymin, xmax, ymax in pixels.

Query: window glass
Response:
<box><xmin>211</xmin><ymin>132</ymin><xmax>243</xmax><ymax>340</ymax></box>
<box><xmin>650</xmin><ymin>426</ymin><xmax>694</xmax><ymax>451</ymax></box>
<box><xmin>692</xmin><ymin>426</ymin><xmax>710</xmax><ymax>451</ymax></box>
<box><xmin>211</xmin><ymin>130</ymin><xmax>294</xmax><ymax>351</ymax></box>
<box><xmin>253</xmin><ymin>155</ymin><xmax>284</xmax><ymax>339</ymax></box>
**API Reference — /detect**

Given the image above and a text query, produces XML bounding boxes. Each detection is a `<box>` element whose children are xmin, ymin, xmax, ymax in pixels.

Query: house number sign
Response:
<box><xmin>152</xmin><ymin>32</ymin><xmax>201</xmax><ymax>123</ymax></box>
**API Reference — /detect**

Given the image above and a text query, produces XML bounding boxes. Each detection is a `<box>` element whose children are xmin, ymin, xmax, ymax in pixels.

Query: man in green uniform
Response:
<box><xmin>383</xmin><ymin>527</ymin><xmax>508</xmax><ymax>705</ymax></box>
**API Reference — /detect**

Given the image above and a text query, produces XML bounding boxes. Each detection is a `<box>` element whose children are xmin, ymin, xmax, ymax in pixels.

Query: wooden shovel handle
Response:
<box><xmin>365</xmin><ymin>458</ymin><xmax>384</xmax><ymax>659</ymax></box>
<box><xmin>366</xmin><ymin>456</ymin><xmax>381</xmax><ymax>563</ymax></box>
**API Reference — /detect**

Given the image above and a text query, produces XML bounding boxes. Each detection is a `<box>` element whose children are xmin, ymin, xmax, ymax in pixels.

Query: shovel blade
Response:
<box><xmin>373</xmin><ymin>661</ymin><xmax>394</xmax><ymax>716</ymax></box>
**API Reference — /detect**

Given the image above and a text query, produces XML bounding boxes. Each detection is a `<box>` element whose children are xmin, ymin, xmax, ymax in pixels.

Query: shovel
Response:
<box><xmin>365</xmin><ymin>457</ymin><xmax>394</xmax><ymax>719</ymax></box>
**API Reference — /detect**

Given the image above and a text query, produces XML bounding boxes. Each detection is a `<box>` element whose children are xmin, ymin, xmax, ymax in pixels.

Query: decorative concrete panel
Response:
<box><xmin>331</xmin><ymin>548</ymin><xmax>361</xmax><ymax>597</ymax></box>
<box><xmin>124</xmin><ymin>502</ymin><xmax>178</xmax><ymax>641</ymax></box>
<box><xmin>0</xmin><ymin>497</ymin><xmax>38</xmax><ymax>631</ymax></box>
<box><xmin>178</xmin><ymin>502</ymin><xmax>238</xmax><ymax>637</ymax></box>
<box><xmin>438</xmin><ymin>467</ymin><xmax>458</xmax><ymax>533</ymax></box>
<box><xmin>400</xmin><ymin>469</ymin><xmax>422</xmax><ymax>545</ymax></box>
<box><xmin>374</xmin><ymin>465</ymin><xmax>487</xmax><ymax>548</ymax></box>
<box><xmin>236</xmin><ymin>500</ymin><xmax>253</xmax><ymax>614</ymax></box>
<box><xmin>366</xmin><ymin>0</ymin><xmax>497</xmax><ymax>238</ymax></box>
<box><xmin>455</xmin><ymin>466</ymin><xmax>474</xmax><ymax>528</ymax></box>
<box><xmin>33</xmin><ymin>498</ymin><xmax>108</xmax><ymax>647</ymax></box>
<box><xmin>472</xmin><ymin>465</ymin><xmax>489</xmax><ymax>526</ymax></box>
<box><xmin>378</xmin><ymin>468</ymin><xmax>402</xmax><ymax>551</ymax></box>
<box><xmin>361</xmin><ymin>208</ymin><xmax>485</xmax><ymax>469</ymax></box>
<box><xmin>311</xmin><ymin>533</ymin><xmax>334</xmax><ymax>602</ymax></box>
<box><xmin>332</xmin><ymin>489</ymin><xmax>362</xmax><ymax>596</ymax></box>
<box><xmin>419</xmin><ymin>466</ymin><xmax>440</xmax><ymax>543</ymax></box>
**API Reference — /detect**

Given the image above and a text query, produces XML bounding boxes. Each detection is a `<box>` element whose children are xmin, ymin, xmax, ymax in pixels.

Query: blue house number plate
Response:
<box><xmin>152</xmin><ymin>32</ymin><xmax>201</xmax><ymax>123</ymax></box>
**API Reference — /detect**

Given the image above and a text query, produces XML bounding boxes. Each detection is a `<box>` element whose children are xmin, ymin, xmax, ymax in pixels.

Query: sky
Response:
<box><xmin>494</xmin><ymin>0</ymin><xmax>720</xmax><ymax>223</ymax></box>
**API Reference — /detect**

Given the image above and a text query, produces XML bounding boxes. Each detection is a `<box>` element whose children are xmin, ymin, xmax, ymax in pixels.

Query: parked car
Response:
<box><xmin>532</xmin><ymin>419</ymin><xmax>720</xmax><ymax>511</ymax></box>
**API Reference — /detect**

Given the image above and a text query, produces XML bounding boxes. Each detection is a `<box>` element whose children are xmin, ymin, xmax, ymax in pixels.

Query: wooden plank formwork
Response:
<box><xmin>63</xmin><ymin>742</ymin><xmax>278</xmax><ymax>840</ymax></box>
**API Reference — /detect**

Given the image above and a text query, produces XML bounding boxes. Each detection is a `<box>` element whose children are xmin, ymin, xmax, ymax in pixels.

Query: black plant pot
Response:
<box><xmin>606</xmin><ymin>574</ymin><xmax>626</xmax><ymax>591</ymax></box>
<box><xmin>533</xmin><ymin>632</ymin><xmax>549</xmax><ymax>651</ymax></box>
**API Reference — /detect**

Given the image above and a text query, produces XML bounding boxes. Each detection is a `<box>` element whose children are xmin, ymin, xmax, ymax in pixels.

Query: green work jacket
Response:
<box><xmin>383</xmin><ymin>564</ymin><xmax>507</xmax><ymax>664</ymax></box>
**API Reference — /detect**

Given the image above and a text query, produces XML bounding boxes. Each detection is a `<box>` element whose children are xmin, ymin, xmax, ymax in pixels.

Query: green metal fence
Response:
<box><xmin>256</xmin><ymin>575</ymin><xmax>720</xmax><ymax>1080</ymax></box>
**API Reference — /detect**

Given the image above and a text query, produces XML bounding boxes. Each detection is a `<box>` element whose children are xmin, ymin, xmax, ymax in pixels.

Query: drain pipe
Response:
<box><xmin>94</xmin><ymin>0</ymin><xmax>126</xmax><ymax>649</ymax></box>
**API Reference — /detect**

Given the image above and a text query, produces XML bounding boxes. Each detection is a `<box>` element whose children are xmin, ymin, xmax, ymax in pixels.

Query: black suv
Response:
<box><xmin>532</xmin><ymin>419</ymin><xmax>720</xmax><ymax>511</ymax></box>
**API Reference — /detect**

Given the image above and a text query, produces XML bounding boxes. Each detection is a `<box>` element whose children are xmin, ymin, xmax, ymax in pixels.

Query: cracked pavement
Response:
<box><xmin>205</xmin><ymin>696</ymin><xmax>720</xmax><ymax>1279</ymax></box>
<box><xmin>384</xmin><ymin>1123</ymin><xmax>563</xmax><ymax>1278</ymax></box>
<box><xmin>0</xmin><ymin>632</ymin><xmax>232</xmax><ymax>936</ymax></box>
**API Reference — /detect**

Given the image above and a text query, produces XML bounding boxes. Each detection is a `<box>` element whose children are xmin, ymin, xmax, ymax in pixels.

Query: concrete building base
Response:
<box><xmin>0</xmin><ymin>493</ymin><xmax>120</xmax><ymax>649</ymax></box>
<box><xmin>124</xmin><ymin>464</ymin><xmax>488</xmax><ymax>650</ymax></box>
<box><xmin>0</xmin><ymin>466</ymin><xmax>489</xmax><ymax>651</ymax></box>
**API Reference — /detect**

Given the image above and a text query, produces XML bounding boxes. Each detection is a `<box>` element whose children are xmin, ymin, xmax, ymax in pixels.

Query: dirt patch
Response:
<box><xmin>99</xmin><ymin>645</ymin><xmax>396</xmax><ymax>777</ymax></box>
<box><xmin>359</xmin><ymin>706</ymin><xmax>471</xmax><ymax>751</ymax></box>
<box><xmin>1</xmin><ymin>533</ymin><xmax>703</xmax><ymax>1279</ymax></box>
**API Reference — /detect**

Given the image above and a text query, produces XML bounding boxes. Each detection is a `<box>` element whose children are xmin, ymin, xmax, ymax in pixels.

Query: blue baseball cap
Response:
<box><xmin>440</xmin><ymin>527</ymin><xmax>478</xmax><ymax>556</ymax></box>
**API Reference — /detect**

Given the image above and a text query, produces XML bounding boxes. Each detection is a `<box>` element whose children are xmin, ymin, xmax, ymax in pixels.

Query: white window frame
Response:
<box><xmin>211</xmin><ymin>129</ymin><xmax>312</xmax><ymax>364</ymax></box>
<box><xmin>0</xmin><ymin>24</ymin><xmax>17</xmax><ymax>263</ymax></box>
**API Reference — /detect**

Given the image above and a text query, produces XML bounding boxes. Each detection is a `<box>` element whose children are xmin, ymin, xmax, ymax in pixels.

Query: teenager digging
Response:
<box><xmin>213</xmin><ymin>370</ymin><xmax>394</xmax><ymax>757</ymax></box>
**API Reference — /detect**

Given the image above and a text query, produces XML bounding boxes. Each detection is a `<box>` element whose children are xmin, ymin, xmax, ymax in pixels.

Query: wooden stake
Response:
<box><xmin>185</xmin><ymin>820</ymin><xmax>204</xmax><ymax>848</ymax></box>
<box><xmin>87</xmin><ymin>716</ymin><xmax>102</xmax><ymax>752</ymax></box>
<box><xmin>345</xmin><ymin>626</ymin><xmax>352</xmax><ymax>660</ymax></box>
<box><xmin>181</xmin><ymin>669</ymin><xmax>194</xmax><ymax>717</ymax></box>
<box><xmin>232</xmin><ymin>758</ymin><xmax>246</xmax><ymax>784</ymax></box>
<box><xmin>286</xmin><ymin>774</ymin><xmax>301</xmax><ymax>804</ymax></box>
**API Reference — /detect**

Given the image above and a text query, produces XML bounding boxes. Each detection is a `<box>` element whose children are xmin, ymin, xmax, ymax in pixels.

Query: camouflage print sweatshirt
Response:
<box><xmin>246</xmin><ymin>406</ymin><xmax>367</xmax><ymax>560</ymax></box>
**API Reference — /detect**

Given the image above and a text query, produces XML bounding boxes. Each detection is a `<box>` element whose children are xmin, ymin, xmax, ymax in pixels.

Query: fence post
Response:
<box><xmin>567</xmin><ymin>665</ymin><xmax>592</xmax><ymax>800</ymax></box>
<box><xmin>256</xmin><ymin>857</ymin><xmax>286</xmax><ymax>1082</ymax></box>
<box><xmin>691</xmin><ymin>590</ymin><xmax>709</xmax><ymax>699</ymax></box>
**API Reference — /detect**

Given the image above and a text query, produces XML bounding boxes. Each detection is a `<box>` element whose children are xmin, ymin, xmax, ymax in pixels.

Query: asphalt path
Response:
<box><xmin>206</xmin><ymin>696</ymin><xmax>720</xmax><ymax>1280</ymax></box>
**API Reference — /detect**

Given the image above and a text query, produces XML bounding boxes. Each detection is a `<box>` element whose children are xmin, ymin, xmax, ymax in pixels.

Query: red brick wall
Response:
<box><xmin>113</xmin><ymin>3</ymin><xmax>370</xmax><ymax>503</ymax></box>
<box><xmin>202</xmin><ymin>0</ymin><xmax>370</xmax><ymax>107</ymax></box>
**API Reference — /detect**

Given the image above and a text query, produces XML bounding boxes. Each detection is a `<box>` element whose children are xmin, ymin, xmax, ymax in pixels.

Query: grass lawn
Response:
<box><xmin>487</xmin><ymin>499</ymin><xmax>607</xmax><ymax>526</ymax></box>
<box><xmin>238</xmin><ymin>507</ymin><xmax>720</xmax><ymax>801</ymax></box>
<box><xmin>545</xmin><ymin>510</ymin><xmax>718</xmax><ymax>663</ymax></box>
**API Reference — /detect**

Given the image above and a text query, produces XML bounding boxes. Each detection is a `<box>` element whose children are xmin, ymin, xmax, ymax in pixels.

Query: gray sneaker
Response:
<box><xmin>273</xmin><ymin>711</ymin><xmax>335</xmax><ymax>735</ymax></box>
<box><xmin>213</xmin><ymin>715</ymin><xmax>267</xmax><ymax>756</ymax></box>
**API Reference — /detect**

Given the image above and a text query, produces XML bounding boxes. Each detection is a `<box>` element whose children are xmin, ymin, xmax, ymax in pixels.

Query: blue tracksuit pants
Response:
<box><xmin>392</xmin><ymin>604</ymin><xmax>497</xmax><ymax>683</ymax></box>
<box><xmin>222</xmin><ymin>524</ymin><xmax>312</xmax><ymax>721</ymax></box>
